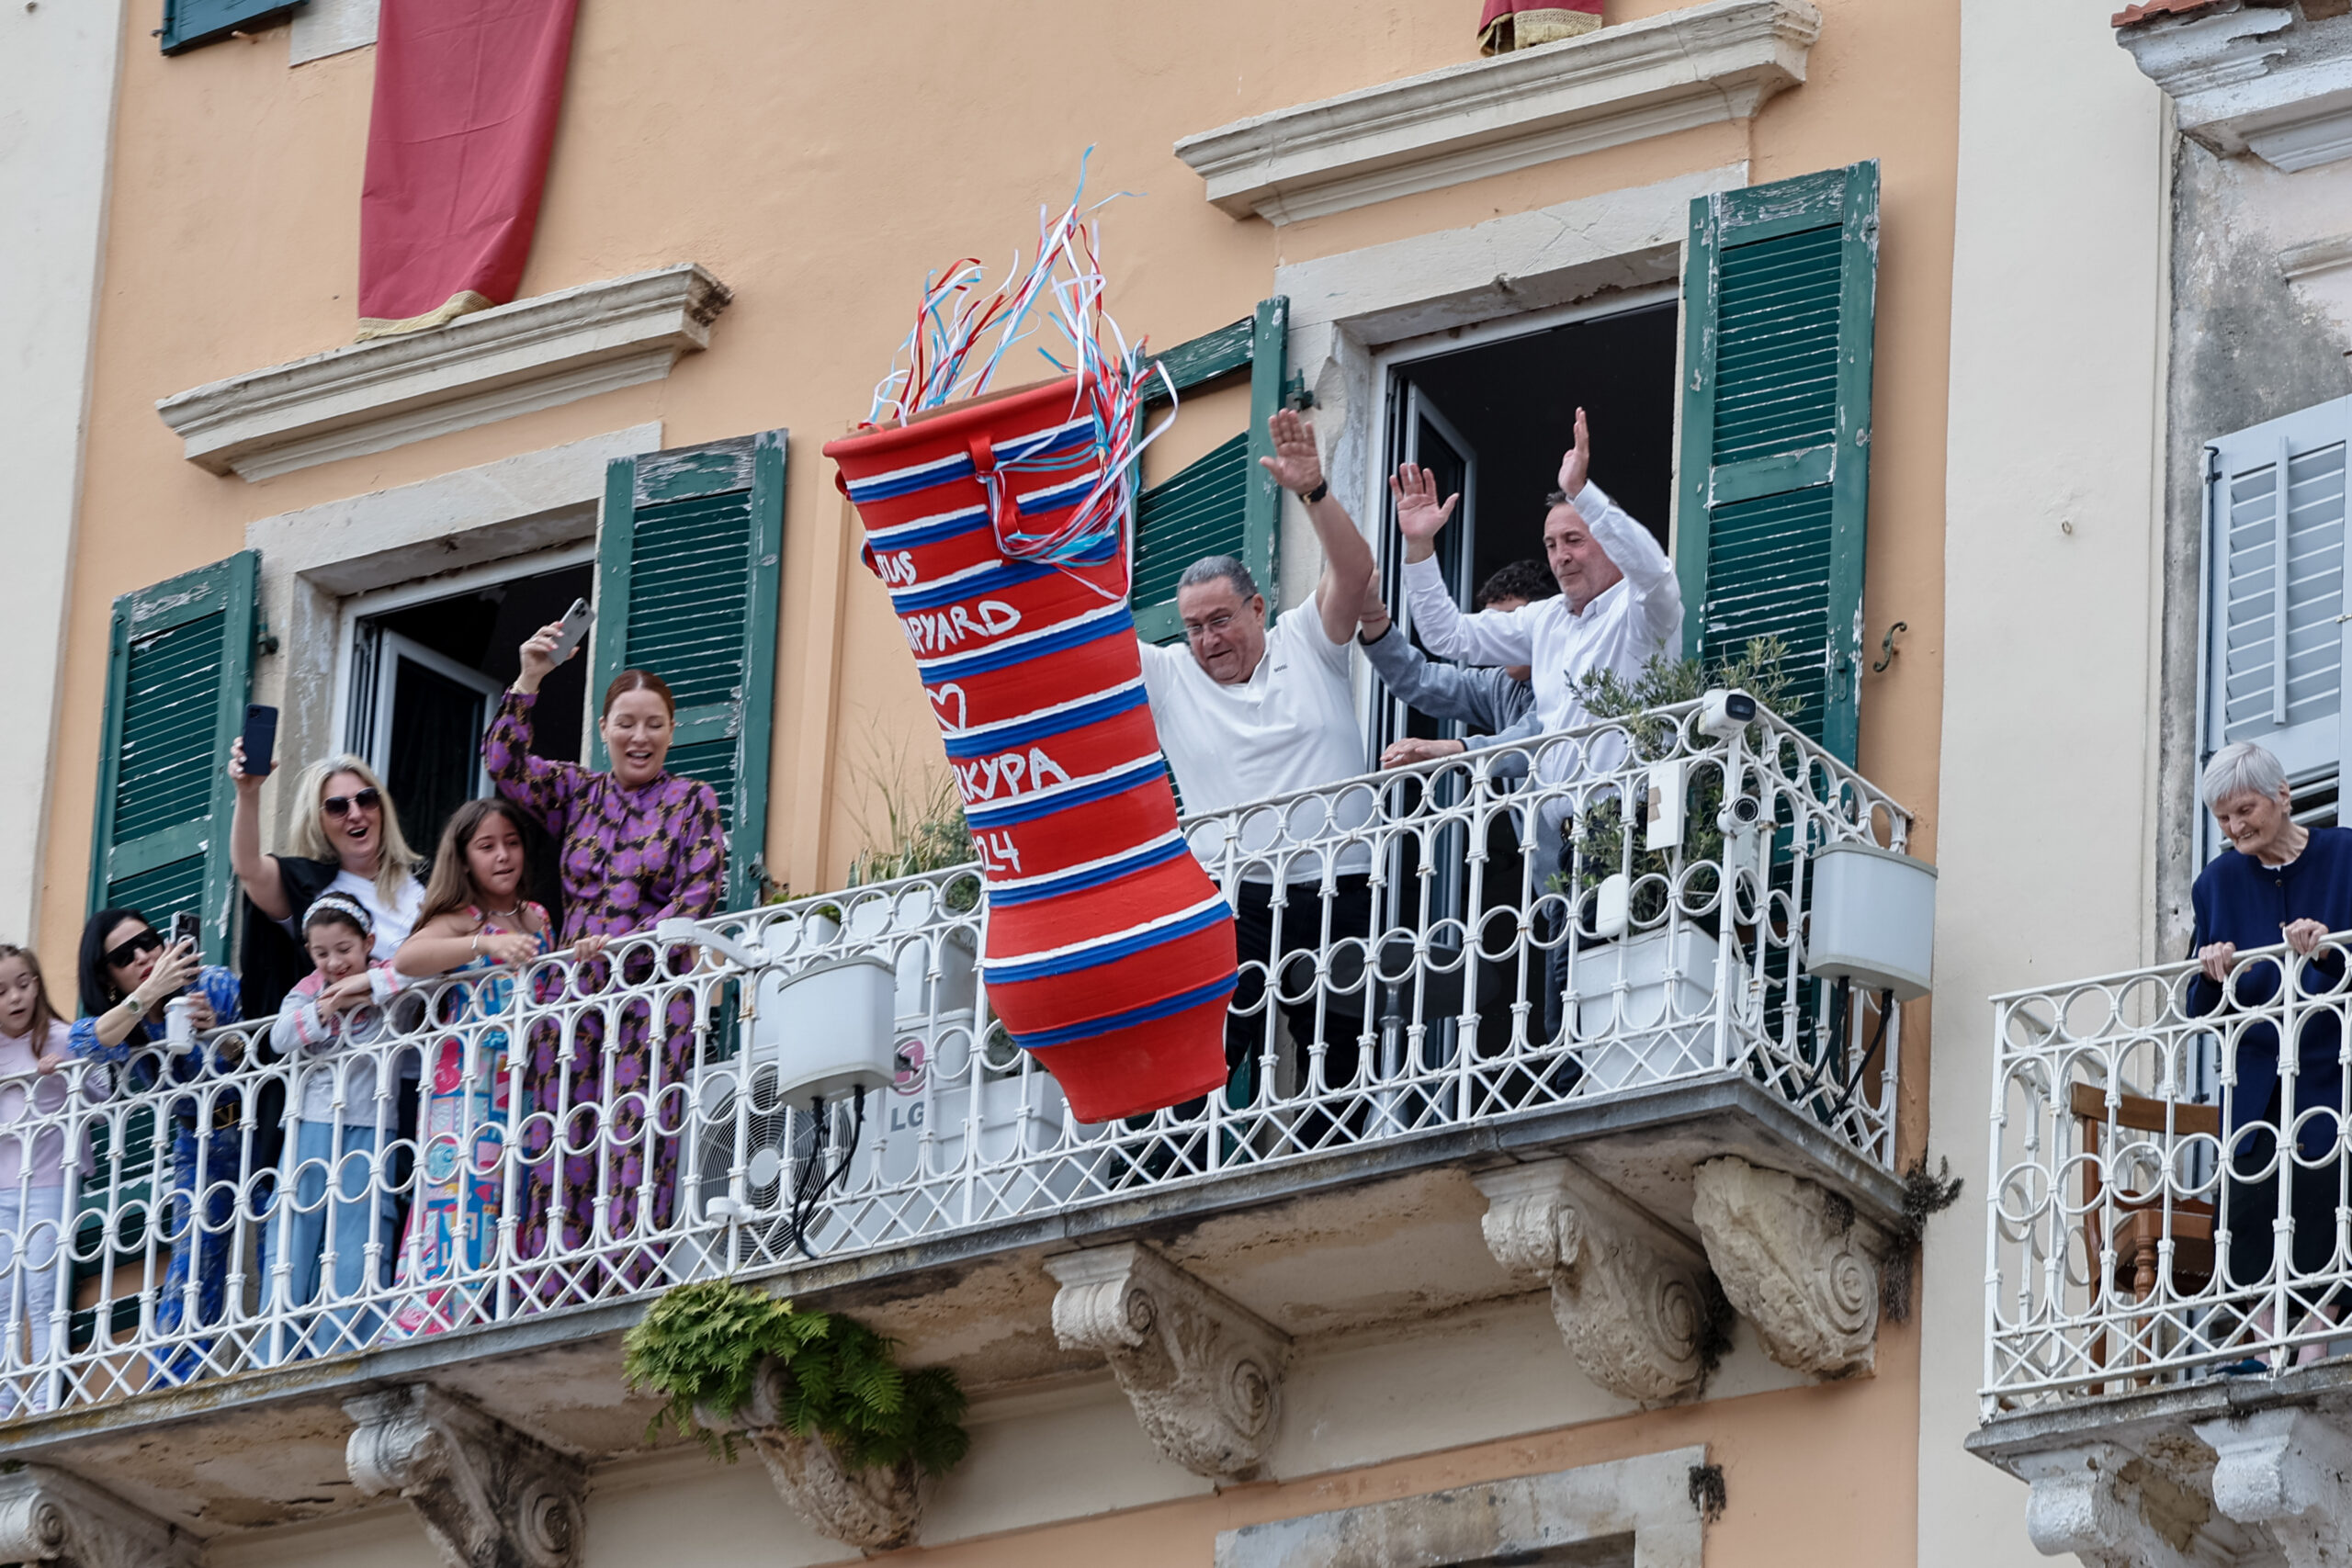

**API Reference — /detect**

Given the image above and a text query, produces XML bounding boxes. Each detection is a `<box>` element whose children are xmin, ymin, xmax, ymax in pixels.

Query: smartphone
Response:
<box><xmin>548</xmin><ymin>598</ymin><xmax>594</xmax><ymax>665</ymax></box>
<box><xmin>168</xmin><ymin>909</ymin><xmax>200</xmax><ymax>951</ymax></box>
<box><xmin>241</xmin><ymin>703</ymin><xmax>278</xmax><ymax>777</ymax></box>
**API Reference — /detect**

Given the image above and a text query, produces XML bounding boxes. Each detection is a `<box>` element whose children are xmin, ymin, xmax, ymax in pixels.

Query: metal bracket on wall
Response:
<box><xmin>1871</xmin><ymin>621</ymin><xmax>1906</xmax><ymax>673</ymax></box>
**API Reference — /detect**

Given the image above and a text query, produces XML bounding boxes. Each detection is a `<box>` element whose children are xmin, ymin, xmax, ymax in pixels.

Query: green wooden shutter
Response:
<box><xmin>593</xmin><ymin>431</ymin><xmax>785</xmax><ymax>910</ymax></box>
<box><xmin>1132</xmin><ymin>297</ymin><xmax>1289</xmax><ymax>644</ymax></box>
<box><xmin>85</xmin><ymin>552</ymin><xmax>260</xmax><ymax>965</ymax></box>
<box><xmin>160</xmin><ymin>0</ymin><xmax>300</xmax><ymax>53</ymax></box>
<box><xmin>1675</xmin><ymin>162</ymin><xmax>1880</xmax><ymax>763</ymax></box>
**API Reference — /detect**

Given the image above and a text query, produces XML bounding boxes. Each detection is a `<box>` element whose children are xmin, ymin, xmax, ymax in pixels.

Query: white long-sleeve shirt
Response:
<box><xmin>1403</xmin><ymin>479</ymin><xmax>1681</xmax><ymax>768</ymax></box>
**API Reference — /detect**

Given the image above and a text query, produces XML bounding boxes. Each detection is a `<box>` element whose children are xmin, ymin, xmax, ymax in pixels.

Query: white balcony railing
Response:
<box><xmin>1986</xmin><ymin>939</ymin><xmax>2352</xmax><ymax>1411</ymax></box>
<box><xmin>0</xmin><ymin>701</ymin><xmax>1905</xmax><ymax>1417</ymax></box>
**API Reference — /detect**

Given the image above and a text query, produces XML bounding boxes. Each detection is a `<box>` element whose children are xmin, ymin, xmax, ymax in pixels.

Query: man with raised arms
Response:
<box><xmin>1138</xmin><ymin>409</ymin><xmax>1377</xmax><ymax>1122</ymax></box>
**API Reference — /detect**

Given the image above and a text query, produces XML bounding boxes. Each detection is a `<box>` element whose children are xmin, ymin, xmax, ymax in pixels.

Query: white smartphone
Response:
<box><xmin>548</xmin><ymin>598</ymin><xmax>594</xmax><ymax>665</ymax></box>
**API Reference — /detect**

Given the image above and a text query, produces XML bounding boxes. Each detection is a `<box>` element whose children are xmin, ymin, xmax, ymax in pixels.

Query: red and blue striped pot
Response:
<box><xmin>824</xmin><ymin>377</ymin><xmax>1236</xmax><ymax>1122</ymax></box>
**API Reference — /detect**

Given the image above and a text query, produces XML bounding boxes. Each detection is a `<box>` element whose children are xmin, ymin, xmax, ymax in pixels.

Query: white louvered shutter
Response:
<box><xmin>2205</xmin><ymin>397</ymin><xmax>2352</xmax><ymax>806</ymax></box>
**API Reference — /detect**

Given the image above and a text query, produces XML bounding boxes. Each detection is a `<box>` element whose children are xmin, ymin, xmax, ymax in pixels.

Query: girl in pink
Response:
<box><xmin>0</xmin><ymin>946</ymin><xmax>88</xmax><ymax>1415</ymax></box>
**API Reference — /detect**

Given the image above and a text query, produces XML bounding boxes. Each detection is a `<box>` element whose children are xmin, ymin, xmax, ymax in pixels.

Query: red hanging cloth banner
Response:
<box><xmin>356</xmin><ymin>0</ymin><xmax>581</xmax><ymax>341</ymax></box>
<box><xmin>1476</xmin><ymin>0</ymin><xmax>1603</xmax><ymax>54</ymax></box>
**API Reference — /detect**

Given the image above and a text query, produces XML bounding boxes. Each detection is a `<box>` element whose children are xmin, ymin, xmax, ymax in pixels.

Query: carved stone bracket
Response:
<box><xmin>1690</xmin><ymin>1156</ymin><xmax>1883</xmax><ymax>1378</ymax></box>
<box><xmin>2014</xmin><ymin>1443</ymin><xmax>2214</xmax><ymax>1568</ymax></box>
<box><xmin>695</xmin><ymin>1357</ymin><xmax>927</xmax><ymax>1551</ymax></box>
<box><xmin>0</xmin><ymin>1465</ymin><xmax>200</xmax><ymax>1568</ymax></box>
<box><xmin>1473</xmin><ymin>1158</ymin><xmax>1717</xmax><ymax>1407</ymax></box>
<box><xmin>345</xmin><ymin>1384</ymin><xmax>588</xmax><ymax>1568</ymax></box>
<box><xmin>1044</xmin><ymin>1242</ymin><xmax>1292</xmax><ymax>1482</ymax></box>
<box><xmin>2196</xmin><ymin>1408</ymin><xmax>2352</xmax><ymax>1568</ymax></box>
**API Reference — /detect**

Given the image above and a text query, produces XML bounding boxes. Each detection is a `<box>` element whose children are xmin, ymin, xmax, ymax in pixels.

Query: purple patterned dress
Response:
<box><xmin>482</xmin><ymin>691</ymin><xmax>725</xmax><ymax>1297</ymax></box>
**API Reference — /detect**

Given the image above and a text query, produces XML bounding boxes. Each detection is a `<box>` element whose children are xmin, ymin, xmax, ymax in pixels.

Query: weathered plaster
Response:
<box><xmin>242</xmin><ymin>423</ymin><xmax>660</xmax><ymax>852</ymax></box>
<box><xmin>2154</xmin><ymin>135</ymin><xmax>2352</xmax><ymax>953</ymax></box>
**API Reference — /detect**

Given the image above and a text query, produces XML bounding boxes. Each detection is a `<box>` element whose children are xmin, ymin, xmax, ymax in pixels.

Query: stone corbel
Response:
<box><xmin>695</xmin><ymin>1357</ymin><xmax>926</xmax><ymax>1551</ymax></box>
<box><xmin>1690</xmin><ymin>1156</ymin><xmax>1883</xmax><ymax>1378</ymax></box>
<box><xmin>1473</xmin><ymin>1158</ymin><xmax>1719</xmax><ymax>1407</ymax></box>
<box><xmin>1045</xmin><ymin>1242</ymin><xmax>1291</xmax><ymax>1482</ymax></box>
<box><xmin>345</xmin><ymin>1384</ymin><xmax>588</xmax><ymax>1568</ymax></box>
<box><xmin>0</xmin><ymin>1465</ymin><xmax>201</xmax><ymax>1568</ymax></box>
<box><xmin>2014</xmin><ymin>1444</ymin><xmax>2213</xmax><ymax>1568</ymax></box>
<box><xmin>2196</xmin><ymin>1407</ymin><xmax>2352</xmax><ymax>1568</ymax></box>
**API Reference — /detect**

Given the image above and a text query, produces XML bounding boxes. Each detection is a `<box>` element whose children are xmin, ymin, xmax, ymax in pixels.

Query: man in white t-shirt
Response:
<box><xmin>1138</xmin><ymin>409</ymin><xmax>1379</xmax><ymax>1112</ymax></box>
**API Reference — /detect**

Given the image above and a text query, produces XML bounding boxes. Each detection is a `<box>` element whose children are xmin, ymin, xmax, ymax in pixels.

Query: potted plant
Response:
<box><xmin>624</xmin><ymin>1279</ymin><xmax>969</xmax><ymax>1551</ymax></box>
<box><xmin>1556</xmin><ymin>638</ymin><xmax>1797</xmax><ymax>1089</ymax></box>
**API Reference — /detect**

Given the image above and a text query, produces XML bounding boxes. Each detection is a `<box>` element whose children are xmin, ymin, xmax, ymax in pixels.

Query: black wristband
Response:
<box><xmin>1301</xmin><ymin>479</ymin><xmax>1329</xmax><ymax>504</ymax></box>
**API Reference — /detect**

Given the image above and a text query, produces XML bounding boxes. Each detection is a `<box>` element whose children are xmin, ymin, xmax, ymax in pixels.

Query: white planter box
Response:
<box><xmin>1566</xmin><ymin>925</ymin><xmax>1728</xmax><ymax>1092</ymax></box>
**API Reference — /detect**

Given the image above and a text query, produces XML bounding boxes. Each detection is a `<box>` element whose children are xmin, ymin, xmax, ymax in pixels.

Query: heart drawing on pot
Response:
<box><xmin>928</xmin><ymin>682</ymin><xmax>968</xmax><ymax>732</ymax></box>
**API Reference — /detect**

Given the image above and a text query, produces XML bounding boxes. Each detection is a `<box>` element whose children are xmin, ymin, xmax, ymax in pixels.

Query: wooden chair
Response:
<box><xmin>2069</xmin><ymin>1084</ymin><xmax>2221</xmax><ymax>1383</ymax></box>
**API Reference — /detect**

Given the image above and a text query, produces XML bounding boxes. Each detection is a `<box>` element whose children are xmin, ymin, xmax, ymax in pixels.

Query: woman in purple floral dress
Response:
<box><xmin>482</xmin><ymin>626</ymin><xmax>725</xmax><ymax>1301</ymax></box>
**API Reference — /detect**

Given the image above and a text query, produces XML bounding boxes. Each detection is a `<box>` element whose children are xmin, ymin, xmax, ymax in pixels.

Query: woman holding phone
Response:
<box><xmin>228</xmin><ymin>750</ymin><xmax>426</xmax><ymax>1001</ymax></box>
<box><xmin>483</xmin><ymin>619</ymin><xmax>724</xmax><ymax>1296</ymax></box>
<box><xmin>68</xmin><ymin>909</ymin><xmax>243</xmax><ymax>1383</ymax></box>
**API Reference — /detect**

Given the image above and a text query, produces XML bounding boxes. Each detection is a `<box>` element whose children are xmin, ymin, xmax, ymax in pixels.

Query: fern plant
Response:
<box><xmin>623</xmin><ymin>1279</ymin><xmax>970</xmax><ymax>1475</ymax></box>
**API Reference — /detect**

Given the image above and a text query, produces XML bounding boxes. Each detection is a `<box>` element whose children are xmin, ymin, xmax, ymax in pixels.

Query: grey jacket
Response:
<box><xmin>1358</xmin><ymin>625</ymin><xmax>1541</xmax><ymax>777</ymax></box>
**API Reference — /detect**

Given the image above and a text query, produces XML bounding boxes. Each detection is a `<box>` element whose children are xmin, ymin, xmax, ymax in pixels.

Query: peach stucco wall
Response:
<box><xmin>42</xmin><ymin>0</ymin><xmax>1959</xmax><ymax>1555</ymax></box>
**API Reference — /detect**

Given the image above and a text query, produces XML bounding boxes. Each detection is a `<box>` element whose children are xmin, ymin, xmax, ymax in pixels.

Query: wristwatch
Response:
<box><xmin>1301</xmin><ymin>479</ymin><xmax>1329</xmax><ymax>504</ymax></box>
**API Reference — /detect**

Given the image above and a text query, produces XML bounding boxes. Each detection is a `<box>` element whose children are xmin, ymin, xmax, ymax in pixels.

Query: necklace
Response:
<box><xmin>481</xmin><ymin>905</ymin><xmax>524</xmax><ymax>926</ymax></box>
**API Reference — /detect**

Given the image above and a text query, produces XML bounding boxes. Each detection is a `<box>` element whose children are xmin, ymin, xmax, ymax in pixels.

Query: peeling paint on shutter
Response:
<box><xmin>594</xmin><ymin>431</ymin><xmax>786</xmax><ymax>908</ymax></box>
<box><xmin>2203</xmin><ymin>398</ymin><xmax>2351</xmax><ymax>804</ymax></box>
<box><xmin>86</xmin><ymin>552</ymin><xmax>259</xmax><ymax>964</ymax></box>
<box><xmin>1676</xmin><ymin>163</ymin><xmax>1879</xmax><ymax>763</ymax></box>
<box><xmin>160</xmin><ymin>0</ymin><xmax>300</xmax><ymax>53</ymax></box>
<box><xmin>1131</xmin><ymin>299</ymin><xmax>1288</xmax><ymax>644</ymax></box>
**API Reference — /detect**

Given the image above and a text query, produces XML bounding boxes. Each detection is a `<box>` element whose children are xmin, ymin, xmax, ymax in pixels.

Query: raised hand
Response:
<box><xmin>516</xmin><ymin>620</ymin><xmax>563</xmax><ymax>694</ymax></box>
<box><xmin>227</xmin><ymin>736</ymin><xmax>262</xmax><ymax>793</ymax></box>
<box><xmin>1556</xmin><ymin>406</ymin><xmax>1591</xmax><ymax>500</ymax></box>
<box><xmin>1389</xmin><ymin>463</ymin><xmax>1460</xmax><ymax>546</ymax></box>
<box><xmin>1259</xmin><ymin>409</ymin><xmax>1325</xmax><ymax>497</ymax></box>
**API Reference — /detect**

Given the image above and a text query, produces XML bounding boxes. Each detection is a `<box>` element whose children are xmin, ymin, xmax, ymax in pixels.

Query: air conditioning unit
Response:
<box><xmin>1806</xmin><ymin>842</ymin><xmax>1937</xmax><ymax>1001</ymax></box>
<box><xmin>693</xmin><ymin>953</ymin><xmax>895</xmax><ymax>1264</ymax></box>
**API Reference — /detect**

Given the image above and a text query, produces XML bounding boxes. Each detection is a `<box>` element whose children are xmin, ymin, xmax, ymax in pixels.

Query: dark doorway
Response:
<box><xmin>351</xmin><ymin>562</ymin><xmax>593</xmax><ymax>920</ymax></box>
<box><xmin>1374</xmin><ymin>299</ymin><xmax>1679</xmax><ymax>751</ymax></box>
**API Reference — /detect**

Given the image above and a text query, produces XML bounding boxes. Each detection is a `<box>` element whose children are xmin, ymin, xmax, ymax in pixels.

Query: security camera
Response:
<box><xmin>1724</xmin><ymin>795</ymin><xmax>1763</xmax><ymax>827</ymax></box>
<box><xmin>1698</xmin><ymin>688</ymin><xmax>1758</xmax><ymax>739</ymax></box>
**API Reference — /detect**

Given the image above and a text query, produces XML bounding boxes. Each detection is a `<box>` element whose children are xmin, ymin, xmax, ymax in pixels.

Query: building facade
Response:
<box><xmin>0</xmin><ymin>0</ymin><xmax>2013</xmax><ymax>1564</ymax></box>
<box><xmin>1960</xmin><ymin>4</ymin><xmax>2352</xmax><ymax>1566</ymax></box>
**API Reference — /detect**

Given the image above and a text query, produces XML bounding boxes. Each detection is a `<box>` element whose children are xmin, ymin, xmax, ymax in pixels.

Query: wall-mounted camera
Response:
<box><xmin>1698</xmin><ymin>687</ymin><xmax>1758</xmax><ymax>739</ymax></box>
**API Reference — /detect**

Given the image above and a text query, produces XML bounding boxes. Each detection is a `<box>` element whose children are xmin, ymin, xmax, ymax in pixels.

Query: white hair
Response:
<box><xmin>2200</xmin><ymin>741</ymin><xmax>2290</xmax><ymax>813</ymax></box>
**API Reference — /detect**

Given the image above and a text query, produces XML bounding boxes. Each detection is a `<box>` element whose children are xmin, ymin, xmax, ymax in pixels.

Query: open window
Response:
<box><xmin>341</xmin><ymin>554</ymin><xmax>596</xmax><ymax>913</ymax></box>
<box><xmin>1372</xmin><ymin>296</ymin><xmax>1681</xmax><ymax>758</ymax></box>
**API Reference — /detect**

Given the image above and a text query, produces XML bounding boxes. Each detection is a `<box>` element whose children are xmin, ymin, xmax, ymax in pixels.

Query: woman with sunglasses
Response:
<box><xmin>228</xmin><ymin>752</ymin><xmax>428</xmax><ymax>1307</ymax></box>
<box><xmin>229</xmin><ymin>750</ymin><xmax>425</xmax><ymax>1009</ymax></box>
<box><xmin>68</xmin><ymin>909</ymin><xmax>243</xmax><ymax>1384</ymax></box>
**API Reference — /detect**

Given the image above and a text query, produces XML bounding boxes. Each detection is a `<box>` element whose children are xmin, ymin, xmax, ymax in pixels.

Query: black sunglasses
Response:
<box><xmin>322</xmin><ymin>787</ymin><xmax>382</xmax><ymax>818</ymax></box>
<box><xmin>105</xmin><ymin>929</ymin><xmax>164</xmax><ymax>969</ymax></box>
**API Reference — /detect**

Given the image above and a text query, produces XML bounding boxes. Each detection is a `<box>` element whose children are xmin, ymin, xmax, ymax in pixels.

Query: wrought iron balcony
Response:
<box><xmin>0</xmin><ymin>701</ymin><xmax>1922</xmax><ymax>1551</ymax></box>
<box><xmin>1973</xmin><ymin>940</ymin><xmax>2352</xmax><ymax>1563</ymax></box>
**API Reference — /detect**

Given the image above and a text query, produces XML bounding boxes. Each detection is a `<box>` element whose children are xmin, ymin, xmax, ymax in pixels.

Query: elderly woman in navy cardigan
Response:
<box><xmin>2190</xmin><ymin>741</ymin><xmax>2352</xmax><ymax>1359</ymax></box>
